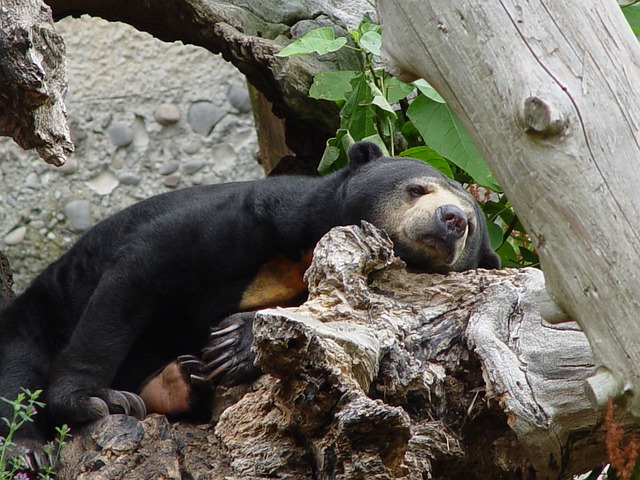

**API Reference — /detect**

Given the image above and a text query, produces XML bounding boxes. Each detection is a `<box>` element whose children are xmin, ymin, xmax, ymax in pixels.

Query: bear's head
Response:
<box><xmin>342</xmin><ymin>142</ymin><xmax>500</xmax><ymax>273</ymax></box>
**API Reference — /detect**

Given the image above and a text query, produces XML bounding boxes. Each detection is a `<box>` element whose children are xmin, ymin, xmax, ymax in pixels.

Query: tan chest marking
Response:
<box><xmin>239</xmin><ymin>251</ymin><xmax>313</xmax><ymax>311</ymax></box>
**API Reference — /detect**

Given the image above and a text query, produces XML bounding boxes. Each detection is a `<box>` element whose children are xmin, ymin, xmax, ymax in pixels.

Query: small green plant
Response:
<box><xmin>0</xmin><ymin>389</ymin><xmax>70</xmax><ymax>480</ymax></box>
<box><xmin>276</xmin><ymin>15</ymin><xmax>537</xmax><ymax>267</ymax></box>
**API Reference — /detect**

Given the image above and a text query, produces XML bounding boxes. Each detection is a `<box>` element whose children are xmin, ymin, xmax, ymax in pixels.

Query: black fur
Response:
<box><xmin>0</xmin><ymin>141</ymin><xmax>498</xmax><ymax>444</ymax></box>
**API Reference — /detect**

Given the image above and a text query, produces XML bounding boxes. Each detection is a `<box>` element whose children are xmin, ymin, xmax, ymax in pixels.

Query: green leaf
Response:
<box><xmin>359</xmin><ymin>17</ymin><xmax>381</xmax><ymax>35</ymax></box>
<box><xmin>342</xmin><ymin>74</ymin><xmax>376</xmax><ymax>140</ymax></box>
<box><xmin>275</xmin><ymin>27</ymin><xmax>348</xmax><ymax>57</ymax></box>
<box><xmin>519</xmin><ymin>246</ymin><xmax>539</xmax><ymax>265</ymax></box>
<box><xmin>348</xmin><ymin>105</ymin><xmax>377</xmax><ymax>140</ymax></box>
<box><xmin>486</xmin><ymin>221</ymin><xmax>504</xmax><ymax>251</ymax></box>
<box><xmin>309</xmin><ymin>71</ymin><xmax>357</xmax><ymax>101</ymax></box>
<box><xmin>360</xmin><ymin>31</ymin><xmax>382</xmax><ymax>56</ymax></box>
<box><xmin>368</xmin><ymin>81</ymin><xmax>397</xmax><ymax>116</ymax></box>
<box><xmin>340</xmin><ymin>130</ymin><xmax>356</xmax><ymax>152</ymax></box>
<box><xmin>318</xmin><ymin>141</ymin><xmax>342</xmax><ymax>174</ymax></box>
<box><xmin>497</xmin><ymin>241</ymin><xmax>520</xmax><ymax>268</ymax></box>
<box><xmin>398</xmin><ymin>146</ymin><xmax>454</xmax><ymax>178</ymax></box>
<box><xmin>623</xmin><ymin>6</ymin><xmax>640</xmax><ymax>35</ymax></box>
<box><xmin>407</xmin><ymin>94</ymin><xmax>500</xmax><ymax>191</ymax></box>
<box><xmin>413</xmin><ymin>79</ymin><xmax>445</xmax><ymax>103</ymax></box>
<box><xmin>386</xmin><ymin>77</ymin><xmax>415</xmax><ymax>103</ymax></box>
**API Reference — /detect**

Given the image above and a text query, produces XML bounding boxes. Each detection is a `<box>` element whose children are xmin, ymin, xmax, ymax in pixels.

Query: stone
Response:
<box><xmin>132</xmin><ymin>115</ymin><xmax>149</xmax><ymax>148</ymax></box>
<box><xmin>25</xmin><ymin>172</ymin><xmax>41</xmax><ymax>189</ymax></box>
<box><xmin>154</xmin><ymin>103</ymin><xmax>181</xmax><ymax>125</ymax></box>
<box><xmin>29</xmin><ymin>220</ymin><xmax>46</xmax><ymax>230</ymax></box>
<box><xmin>107</xmin><ymin>122</ymin><xmax>134</xmax><ymax>147</ymax></box>
<box><xmin>191</xmin><ymin>173</ymin><xmax>203</xmax><ymax>185</ymax></box>
<box><xmin>187</xmin><ymin>101</ymin><xmax>225</xmax><ymax>135</ymax></box>
<box><xmin>163</xmin><ymin>173</ymin><xmax>181</xmax><ymax>188</ymax></box>
<box><xmin>3</xmin><ymin>226</ymin><xmax>27</xmax><ymax>245</ymax></box>
<box><xmin>124</xmin><ymin>151</ymin><xmax>140</xmax><ymax>168</ymax></box>
<box><xmin>111</xmin><ymin>150</ymin><xmax>125</xmax><ymax>170</ymax></box>
<box><xmin>182</xmin><ymin>136</ymin><xmax>201</xmax><ymax>155</ymax></box>
<box><xmin>227</xmin><ymin>84</ymin><xmax>252</xmax><ymax>113</ymax></box>
<box><xmin>87</xmin><ymin>170</ymin><xmax>119</xmax><ymax>195</ymax></box>
<box><xmin>211</xmin><ymin>144</ymin><xmax>237</xmax><ymax>171</ymax></box>
<box><xmin>159</xmin><ymin>161</ymin><xmax>179</xmax><ymax>176</ymax></box>
<box><xmin>64</xmin><ymin>200</ymin><xmax>92</xmax><ymax>232</ymax></box>
<box><xmin>200</xmin><ymin>173</ymin><xmax>221</xmax><ymax>185</ymax></box>
<box><xmin>101</xmin><ymin>113</ymin><xmax>113</xmax><ymax>131</ymax></box>
<box><xmin>183</xmin><ymin>159</ymin><xmax>205</xmax><ymax>175</ymax></box>
<box><xmin>117</xmin><ymin>172</ymin><xmax>142</xmax><ymax>186</ymax></box>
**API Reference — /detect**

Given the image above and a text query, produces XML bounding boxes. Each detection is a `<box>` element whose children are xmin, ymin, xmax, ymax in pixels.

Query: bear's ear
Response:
<box><xmin>347</xmin><ymin>141</ymin><xmax>384</xmax><ymax>169</ymax></box>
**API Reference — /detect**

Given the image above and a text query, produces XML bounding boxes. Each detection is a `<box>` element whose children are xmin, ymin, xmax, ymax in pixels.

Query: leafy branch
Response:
<box><xmin>276</xmin><ymin>15</ymin><xmax>536</xmax><ymax>268</ymax></box>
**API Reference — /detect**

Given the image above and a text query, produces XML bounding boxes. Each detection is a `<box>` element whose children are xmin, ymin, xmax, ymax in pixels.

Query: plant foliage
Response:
<box><xmin>277</xmin><ymin>15</ymin><xmax>535</xmax><ymax>267</ymax></box>
<box><xmin>0</xmin><ymin>389</ymin><xmax>70</xmax><ymax>480</ymax></box>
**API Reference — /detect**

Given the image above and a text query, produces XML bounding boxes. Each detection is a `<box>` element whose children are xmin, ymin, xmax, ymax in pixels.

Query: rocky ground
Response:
<box><xmin>0</xmin><ymin>15</ymin><xmax>264</xmax><ymax>291</ymax></box>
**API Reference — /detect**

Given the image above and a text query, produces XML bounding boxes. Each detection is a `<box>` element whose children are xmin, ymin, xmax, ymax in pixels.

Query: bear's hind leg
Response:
<box><xmin>0</xmin><ymin>331</ymin><xmax>54</xmax><ymax>471</ymax></box>
<box><xmin>139</xmin><ymin>355</ymin><xmax>209</xmax><ymax>419</ymax></box>
<box><xmin>0</xmin><ymin>337</ymin><xmax>50</xmax><ymax>441</ymax></box>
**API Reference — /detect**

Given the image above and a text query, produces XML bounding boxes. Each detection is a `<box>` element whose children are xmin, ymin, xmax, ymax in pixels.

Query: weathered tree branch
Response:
<box><xmin>0</xmin><ymin>0</ymin><xmax>73</xmax><ymax>165</ymax></box>
<box><xmin>44</xmin><ymin>0</ymin><xmax>371</xmax><ymax>162</ymax></box>
<box><xmin>58</xmin><ymin>225</ymin><xmax>634</xmax><ymax>479</ymax></box>
<box><xmin>0</xmin><ymin>253</ymin><xmax>14</xmax><ymax>309</ymax></box>
<box><xmin>378</xmin><ymin>0</ymin><xmax>640</xmax><ymax>417</ymax></box>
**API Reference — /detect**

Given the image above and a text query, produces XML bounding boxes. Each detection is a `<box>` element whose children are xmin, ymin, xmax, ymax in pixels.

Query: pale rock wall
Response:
<box><xmin>0</xmin><ymin>15</ymin><xmax>263</xmax><ymax>291</ymax></box>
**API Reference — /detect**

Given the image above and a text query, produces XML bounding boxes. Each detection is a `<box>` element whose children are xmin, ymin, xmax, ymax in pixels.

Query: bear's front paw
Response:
<box><xmin>48</xmin><ymin>388</ymin><xmax>146</xmax><ymax>424</ymax></box>
<box><xmin>201</xmin><ymin>312</ymin><xmax>261</xmax><ymax>387</ymax></box>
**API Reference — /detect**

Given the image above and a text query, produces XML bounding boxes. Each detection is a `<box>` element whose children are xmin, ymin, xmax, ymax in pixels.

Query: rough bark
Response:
<box><xmin>44</xmin><ymin>0</ymin><xmax>370</xmax><ymax>164</ymax></box>
<box><xmin>0</xmin><ymin>252</ymin><xmax>15</xmax><ymax>309</ymax></box>
<box><xmin>378</xmin><ymin>0</ymin><xmax>640</xmax><ymax>417</ymax></box>
<box><xmin>58</xmin><ymin>224</ymin><xmax>637</xmax><ymax>480</ymax></box>
<box><xmin>0</xmin><ymin>0</ymin><xmax>74</xmax><ymax>165</ymax></box>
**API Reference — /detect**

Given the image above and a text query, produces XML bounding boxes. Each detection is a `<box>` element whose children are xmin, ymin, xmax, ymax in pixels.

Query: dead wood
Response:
<box><xmin>58</xmin><ymin>224</ymin><xmax>633</xmax><ymax>480</ymax></box>
<box><xmin>0</xmin><ymin>0</ymin><xmax>73</xmax><ymax>165</ymax></box>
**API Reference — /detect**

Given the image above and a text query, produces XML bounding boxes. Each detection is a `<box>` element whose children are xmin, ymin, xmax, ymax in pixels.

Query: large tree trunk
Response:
<box><xmin>378</xmin><ymin>0</ymin><xmax>640</xmax><ymax>417</ymax></box>
<box><xmin>58</xmin><ymin>224</ymin><xmax>636</xmax><ymax>479</ymax></box>
<box><xmin>0</xmin><ymin>0</ymin><xmax>73</xmax><ymax>165</ymax></box>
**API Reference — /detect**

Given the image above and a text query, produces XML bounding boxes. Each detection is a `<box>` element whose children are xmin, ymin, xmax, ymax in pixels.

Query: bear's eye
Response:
<box><xmin>407</xmin><ymin>185</ymin><xmax>428</xmax><ymax>197</ymax></box>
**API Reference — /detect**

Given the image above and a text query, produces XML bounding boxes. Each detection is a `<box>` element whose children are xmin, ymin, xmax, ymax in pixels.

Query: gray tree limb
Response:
<box><xmin>0</xmin><ymin>0</ymin><xmax>73</xmax><ymax>165</ymax></box>
<box><xmin>378</xmin><ymin>0</ymin><xmax>640</xmax><ymax>417</ymax></box>
<box><xmin>44</xmin><ymin>0</ymin><xmax>372</xmax><ymax>161</ymax></box>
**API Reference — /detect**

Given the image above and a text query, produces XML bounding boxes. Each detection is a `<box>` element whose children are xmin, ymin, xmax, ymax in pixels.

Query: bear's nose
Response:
<box><xmin>437</xmin><ymin>205</ymin><xmax>468</xmax><ymax>236</ymax></box>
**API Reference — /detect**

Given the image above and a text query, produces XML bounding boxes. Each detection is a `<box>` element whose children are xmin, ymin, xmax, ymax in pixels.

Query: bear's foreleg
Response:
<box><xmin>44</xmin><ymin>273</ymin><xmax>150</xmax><ymax>426</ymax></box>
<box><xmin>138</xmin><ymin>312</ymin><xmax>261</xmax><ymax>419</ymax></box>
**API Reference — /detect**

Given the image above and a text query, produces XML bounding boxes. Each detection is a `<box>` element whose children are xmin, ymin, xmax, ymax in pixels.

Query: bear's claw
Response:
<box><xmin>200</xmin><ymin>312</ymin><xmax>261</xmax><ymax>387</ymax></box>
<box><xmin>83</xmin><ymin>389</ymin><xmax>146</xmax><ymax>421</ymax></box>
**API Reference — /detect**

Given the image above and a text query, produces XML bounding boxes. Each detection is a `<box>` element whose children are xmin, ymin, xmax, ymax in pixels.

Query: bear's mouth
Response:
<box><xmin>403</xmin><ymin>235</ymin><xmax>459</xmax><ymax>267</ymax></box>
<box><xmin>426</xmin><ymin>237</ymin><xmax>458</xmax><ymax>265</ymax></box>
<box><xmin>395</xmin><ymin>227</ymin><xmax>466</xmax><ymax>271</ymax></box>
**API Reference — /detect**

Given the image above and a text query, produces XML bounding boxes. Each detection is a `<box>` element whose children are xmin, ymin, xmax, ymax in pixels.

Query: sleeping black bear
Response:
<box><xmin>0</xmin><ymin>141</ymin><xmax>498</xmax><ymax>455</ymax></box>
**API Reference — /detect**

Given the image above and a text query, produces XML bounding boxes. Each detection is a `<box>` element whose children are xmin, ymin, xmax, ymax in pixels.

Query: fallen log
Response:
<box><xmin>59</xmin><ymin>224</ymin><xmax>633</xmax><ymax>479</ymax></box>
